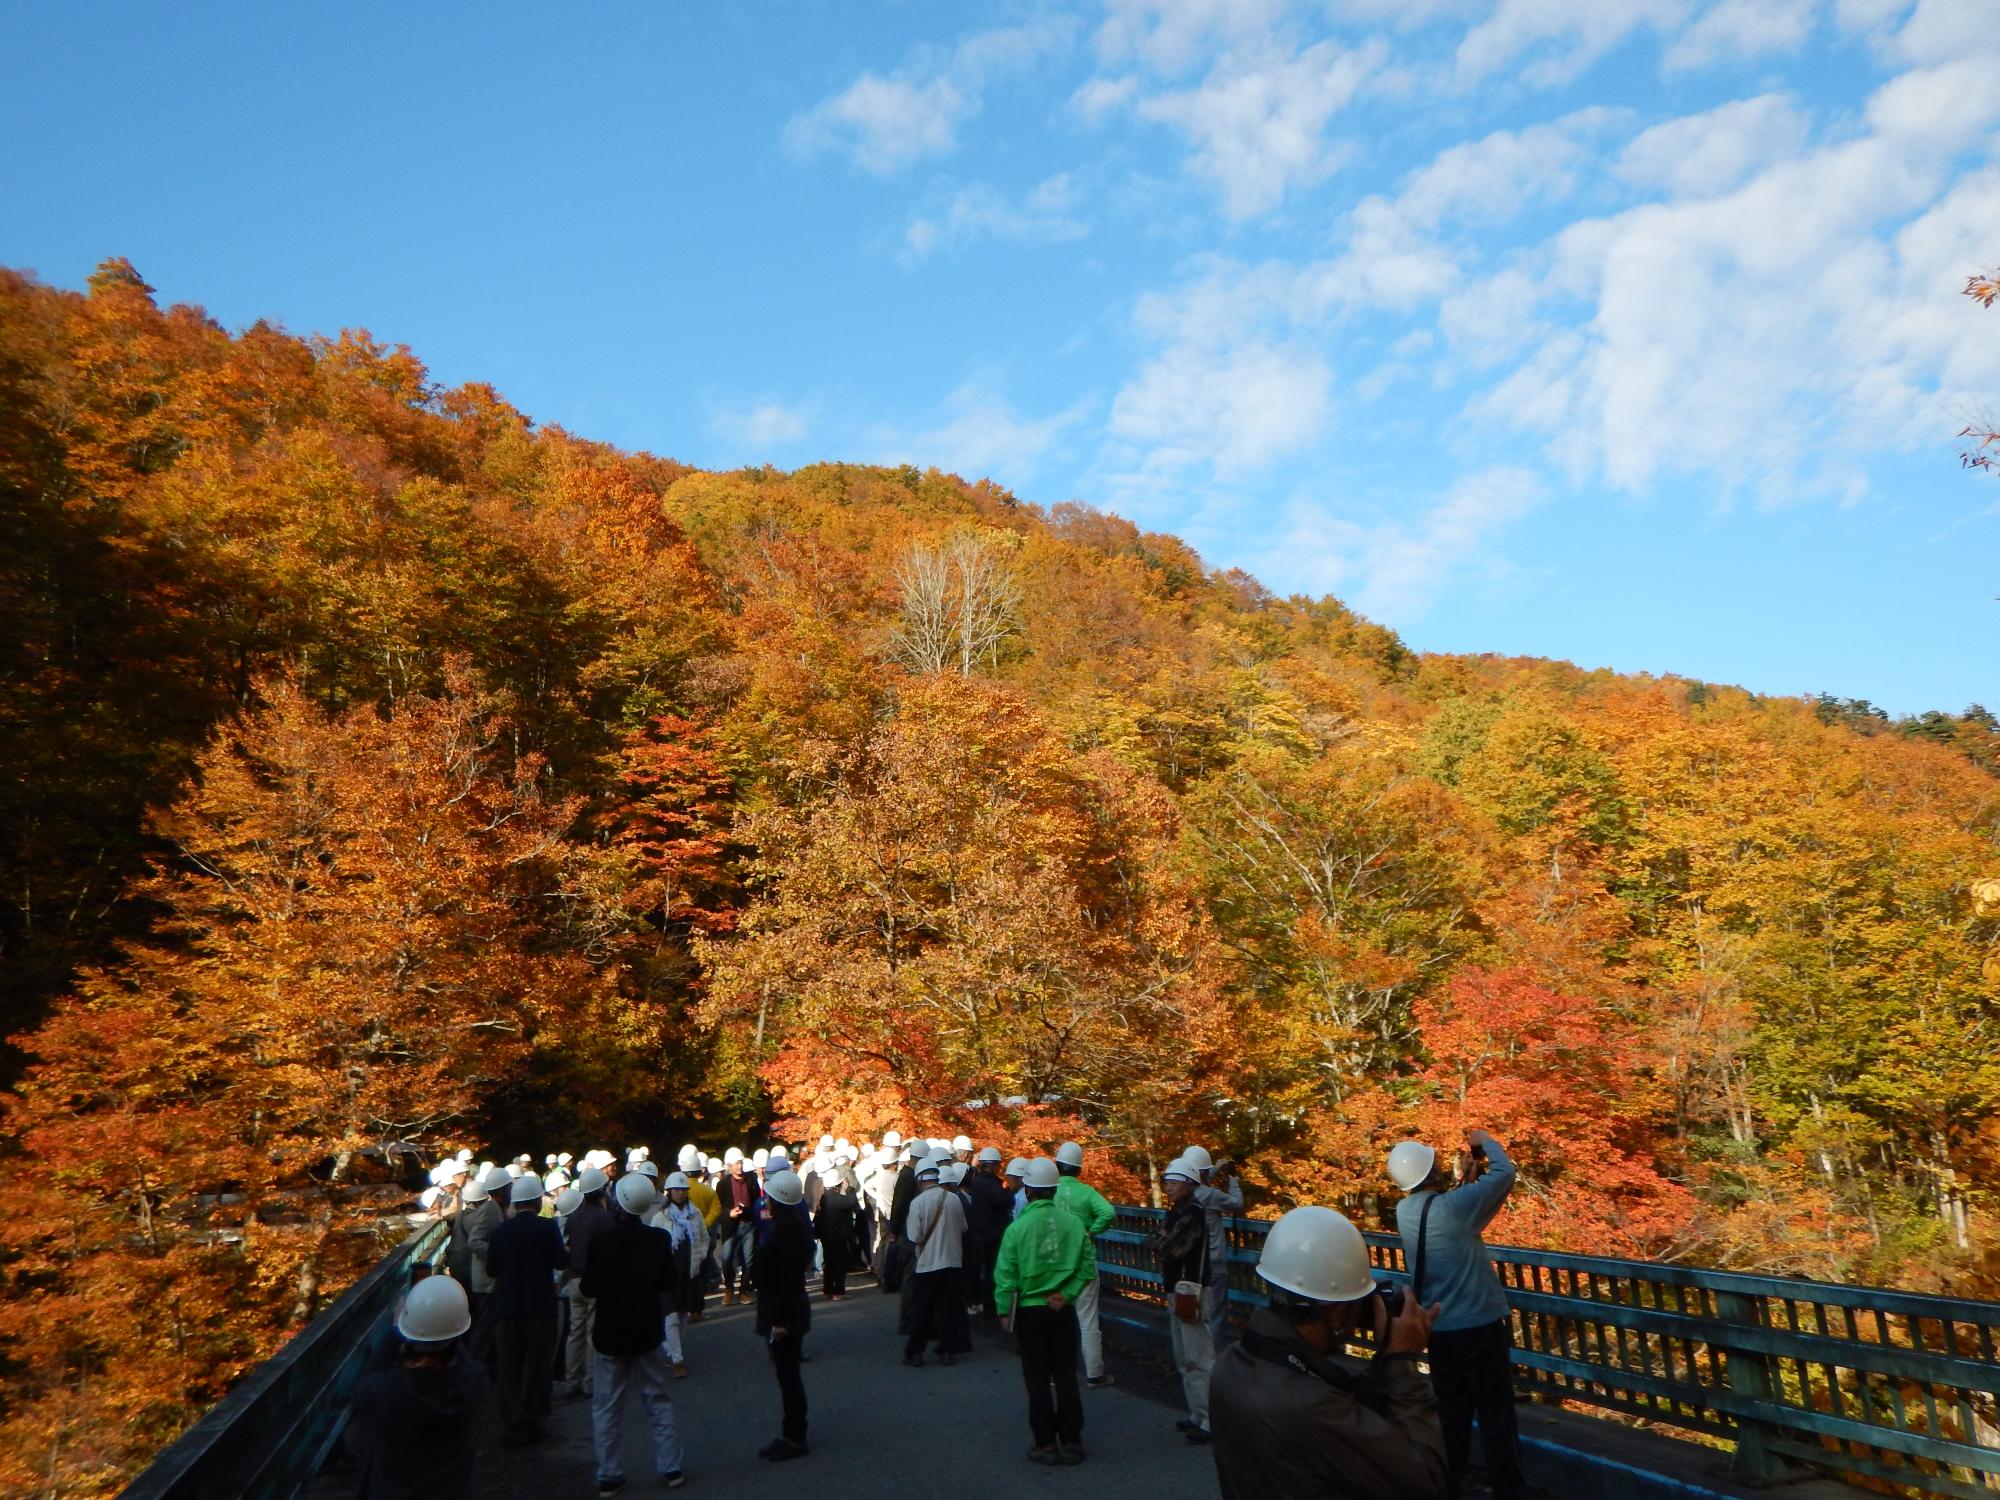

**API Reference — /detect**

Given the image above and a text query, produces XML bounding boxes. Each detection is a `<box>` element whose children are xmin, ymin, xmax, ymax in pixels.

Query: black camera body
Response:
<box><xmin>1374</xmin><ymin>1281</ymin><xmax>1406</xmax><ymax>1318</ymax></box>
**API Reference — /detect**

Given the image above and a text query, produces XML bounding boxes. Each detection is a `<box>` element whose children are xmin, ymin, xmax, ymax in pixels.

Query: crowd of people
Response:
<box><xmin>345</xmin><ymin>1124</ymin><xmax>1526</xmax><ymax>1500</ymax></box>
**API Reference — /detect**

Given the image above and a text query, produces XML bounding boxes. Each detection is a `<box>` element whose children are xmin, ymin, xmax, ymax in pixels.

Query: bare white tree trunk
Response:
<box><xmin>889</xmin><ymin>530</ymin><xmax>1020</xmax><ymax>676</ymax></box>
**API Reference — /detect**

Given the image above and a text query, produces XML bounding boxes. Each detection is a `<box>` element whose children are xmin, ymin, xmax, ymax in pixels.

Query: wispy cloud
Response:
<box><xmin>901</xmin><ymin>175</ymin><xmax>1089</xmax><ymax>265</ymax></box>
<box><xmin>710</xmin><ymin>398</ymin><xmax>810</xmax><ymax>453</ymax></box>
<box><xmin>785</xmin><ymin>20</ymin><xmax>1075</xmax><ymax>174</ymax></box>
<box><xmin>876</xmin><ymin>384</ymin><xmax>1092</xmax><ymax>491</ymax></box>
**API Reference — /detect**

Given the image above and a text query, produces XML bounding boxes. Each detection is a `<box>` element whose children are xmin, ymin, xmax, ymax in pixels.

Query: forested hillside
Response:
<box><xmin>3</xmin><ymin>261</ymin><xmax>1997</xmax><ymax>1492</ymax></box>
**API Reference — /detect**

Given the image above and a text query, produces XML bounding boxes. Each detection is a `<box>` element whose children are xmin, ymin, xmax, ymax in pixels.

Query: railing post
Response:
<box><xmin>1716</xmin><ymin>1289</ymin><xmax>1786</xmax><ymax>1485</ymax></box>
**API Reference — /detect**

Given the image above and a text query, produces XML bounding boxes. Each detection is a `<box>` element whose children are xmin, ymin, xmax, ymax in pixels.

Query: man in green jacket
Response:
<box><xmin>1052</xmin><ymin>1140</ymin><xmax>1116</xmax><ymax>1388</ymax></box>
<box><xmin>995</xmin><ymin>1157</ymin><xmax>1097</xmax><ymax>1466</ymax></box>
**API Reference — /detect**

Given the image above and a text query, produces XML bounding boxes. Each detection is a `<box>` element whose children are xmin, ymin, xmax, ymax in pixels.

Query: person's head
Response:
<box><xmin>1386</xmin><ymin>1140</ymin><xmax>1447</xmax><ymax>1195</ymax></box>
<box><xmin>396</xmin><ymin>1273</ymin><xmax>471</xmax><ymax>1361</ymax></box>
<box><xmin>1181</xmin><ymin>1144</ymin><xmax>1215</xmax><ymax>1183</ymax></box>
<box><xmin>975</xmin><ymin>1145</ymin><xmax>1003</xmax><ymax>1175</ymax></box>
<box><xmin>1003</xmin><ymin>1156</ymin><xmax>1029</xmax><ymax>1190</ymax></box>
<box><xmin>1054</xmin><ymin>1141</ymin><xmax>1084</xmax><ymax>1178</ymax></box>
<box><xmin>577</xmin><ymin>1165</ymin><xmax>609</xmax><ymax>1199</ymax></box>
<box><xmin>508</xmin><ymin>1174</ymin><xmax>544</xmax><ymax>1212</ymax></box>
<box><xmin>615</xmin><ymin>1172</ymin><xmax>657</xmax><ymax>1219</ymax></box>
<box><xmin>766</xmin><ymin>1170</ymin><xmax>804</xmax><ymax>1207</ymax></box>
<box><xmin>952</xmin><ymin>1133</ymin><xmax>973</xmax><ymax>1162</ymax></box>
<box><xmin>725</xmin><ymin>1146</ymin><xmax>745</xmax><ymax>1177</ymax></box>
<box><xmin>1257</xmin><ymin>1206</ymin><xmax>1377</xmax><ymax>1353</ymax></box>
<box><xmin>664</xmin><ymin>1170</ymin><xmax>692</xmax><ymax>1204</ymax></box>
<box><xmin>1162</xmin><ymin>1158</ymin><xmax>1198</xmax><ymax>1205</ymax></box>
<box><xmin>916</xmin><ymin>1162</ymin><xmax>941</xmax><ymax>1189</ymax></box>
<box><xmin>1022</xmin><ymin>1157</ymin><xmax>1060</xmax><ymax>1201</ymax></box>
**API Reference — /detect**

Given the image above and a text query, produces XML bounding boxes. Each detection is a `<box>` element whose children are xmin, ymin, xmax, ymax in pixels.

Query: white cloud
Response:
<box><xmin>1863</xmin><ymin>56</ymin><xmax>2000</xmax><ymax>144</ymax></box>
<box><xmin>1398</xmin><ymin>109</ymin><xmax>1619</xmax><ymax>228</ymax></box>
<box><xmin>902</xmin><ymin>175</ymin><xmax>1090</xmax><ymax>264</ymax></box>
<box><xmin>881</xmin><ymin>385</ymin><xmax>1090</xmax><ymax>489</ymax></box>
<box><xmin>1108</xmin><ymin>337</ymin><xmax>1333</xmax><ymax>477</ymax></box>
<box><xmin>785</xmin><ymin>21</ymin><xmax>1073</xmax><ymax>173</ymax></box>
<box><xmin>711</xmin><ymin>399</ymin><xmax>811</xmax><ymax>451</ymax></box>
<box><xmin>1261</xmin><ymin>467</ymin><xmax>1548</xmax><ymax>620</ymax></box>
<box><xmin>1455</xmin><ymin>0</ymin><xmax>1692</xmax><ymax>89</ymax></box>
<box><xmin>1666</xmin><ymin>0</ymin><xmax>1820</xmax><ymax>71</ymax></box>
<box><xmin>1137</xmin><ymin>39</ymin><xmax>1383</xmax><ymax>219</ymax></box>
<box><xmin>1883</xmin><ymin>0</ymin><xmax>1992</xmax><ymax>64</ymax></box>
<box><xmin>1071</xmin><ymin>75</ymin><xmax>1140</xmax><ymax>121</ymax></box>
<box><xmin>1094</xmin><ymin>0</ymin><xmax>1296</xmax><ymax>75</ymax></box>
<box><xmin>1617</xmin><ymin>94</ymin><xmax>1812</xmax><ymax>198</ymax></box>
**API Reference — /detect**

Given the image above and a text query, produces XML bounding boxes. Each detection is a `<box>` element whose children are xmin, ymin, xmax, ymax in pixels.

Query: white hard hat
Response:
<box><xmin>836</xmin><ymin>1138</ymin><xmax>852</xmax><ymax>1152</ymax></box>
<box><xmin>1022</xmin><ymin>1158</ymin><xmax>1061</xmax><ymax>1190</ymax></box>
<box><xmin>397</xmin><ymin>1276</ymin><xmax>472</xmax><ymax>1342</ymax></box>
<box><xmin>505</xmin><ymin>1163</ymin><xmax>523</xmax><ymax>1178</ymax></box>
<box><xmin>724</xmin><ymin>1146</ymin><xmax>744</xmax><ymax>1165</ymax></box>
<box><xmin>976</xmin><ymin>1146</ymin><xmax>1003</xmax><ymax>1164</ymax></box>
<box><xmin>478</xmin><ymin>1160</ymin><xmax>498</xmax><ymax>1176</ymax></box>
<box><xmin>455</xmin><ymin>1148</ymin><xmax>473</xmax><ymax>1163</ymax></box>
<box><xmin>509</xmin><ymin>1173</ymin><xmax>544</xmax><ymax>1204</ymax></box>
<box><xmin>514</xmin><ymin>1154</ymin><xmax>533</xmax><ymax>1167</ymax></box>
<box><xmin>557</xmin><ymin>1153</ymin><xmax>573</xmax><ymax>1168</ymax></box>
<box><xmin>818</xmin><ymin>1134</ymin><xmax>835</xmax><ymax>1151</ymax></box>
<box><xmin>1387</xmin><ymin>1141</ymin><xmax>1437</xmax><ymax>1192</ymax></box>
<box><xmin>752</xmin><ymin>1148</ymin><xmax>769</xmax><ymax>1169</ymax></box>
<box><xmin>615</xmin><ymin>1174</ymin><xmax>657</xmax><ymax>1216</ymax></box>
<box><xmin>631</xmin><ymin>1160</ymin><xmax>659</xmax><ymax>1181</ymax></box>
<box><xmin>418</xmin><ymin>1185</ymin><xmax>441</xmax><ymax>1210</ymax></box>
<box><xmin>1005</xmin><ymin>1157</ymin><xmax>1030</xmax><ymax>1178</ymax></box>
<box><xmin>664</xmin><ymin>1171</ymin><xmax>691</xmax><ymax>1191</ymax></box>
<box><xmin>554</xmin><ymin>1187</ymin><xmax>584</xmax><ymax>1218</ymax></box>
<box><xmin>766</xmin><ymin>1170</ymin><xmax>804</xmax><ymax>1206</ymax></box>
<box><xmin>768</xmin><ymin>1146</ymin><xmax>790</xmax><ymax>1164</ymax></box>
<box><xmin>883</xmin><ymin>1130</ymin><xmax>903</xmax><ymax>1150</ymax></box>
<box><xmin>952</xmin><ymin>1134</ymin><xmax>972</xmax><ymax>1152</ymax></box>
<box><xmin>544</xmin><ymin>1153</ymin><xmax>558</xmax><ymax>1169</ymax></box>
<box><xmin>1162</xmin><ymin>1157</ymin><xmax>1198</xmax><ymax>1183</ymax></box>
<box><xmin>1055</xmin><ymin>1142</ymin><xmax>1085</xmax><ymax>1169</ymax></box>
<box><xmin>833</xmin><ymin>1150</ymin><xmax>853</xmax><ymax>1166</ymax></box>
<box><xmin>578</xmin><ymin>1167</ymin><xmax>609</xmax><ymax>1196</ymax></box>
<box><xmin>544</xmin><ymin>1168</ymin><xmax>570</xmax><ymax>1192</ymax></box>
<box><xmin>428</xmin><ymin>1162</ymin><xmax>458</xmax><ymax>1187</ymax></box>
<box><xmin>1181</xmin><ymin>1145</ymin><xmax>1215</xmax><ymax>1172</ymax></box>
<box><xmin>1257</xmin><ymin>1205</ymin><xmax>1375</xmax><ymax>1304</ymax></box>
<box><xmin>678</xmin><ymin>1145</ymin><xmax>701</xmax><ymax>1171</ymax></box>
<box><xmin>461</xmin><ymin>1175</ymin><xmax>491</xmax><ymax>1204</ymax></box>
<box><xmin>482</xmin><ymin>1166</ymin><xmax>514</xmax><ymax>1193</ymax></box>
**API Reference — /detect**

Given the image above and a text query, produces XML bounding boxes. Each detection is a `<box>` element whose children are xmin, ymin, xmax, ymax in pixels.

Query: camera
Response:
<box><xmin>1374</xmin><ymin>1281</ymin><xmax>1405</xmax><ymax>1319</ymax></box>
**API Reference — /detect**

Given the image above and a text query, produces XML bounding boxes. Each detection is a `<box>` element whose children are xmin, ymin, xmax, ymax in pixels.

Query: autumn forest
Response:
<box><xmin>3</xmin><ymin>261</ymin><xmax>1998</xmax><ymax>1492</ymax></box>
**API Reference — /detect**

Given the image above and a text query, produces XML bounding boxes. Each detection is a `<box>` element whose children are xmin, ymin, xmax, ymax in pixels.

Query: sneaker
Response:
<box><xmin>1026</xmin><ymin>1446</ymin><xmax>1061</xmax><ymax>1465</ymax></box>
<box><xmin>902</xmin><ymin>1352</ymin><xmax>925</xmax><ymax>1367</ymax></box>
<box><xmin>767</xmin><ymin>1439</ymin><xmax>809</xmax><ymax>1463</ymax></box>
<box><xmin>756</xmin><ymin>1440</ymin><xmax>788</xmax><ymax>1460</ymax></box>
<box><xmin>1175</xmin><ymin>1418</ymin><xmax>1199</xmax><ymax>1432</ymax></box>
<box><xmin>1185</xmin><ymin>1427</ymin><xmax>1212</xmax><ymax>1445</ymax></box>
<box><xmin>598</xmin><ymin>1479</ymin><xmax>627</xmax><ymax>1497</ymax></box>
<box><xmin>661</xmin><ymin>1472</ymin><xmax>686</xmax><ymax>1489</ymax></box>
<box><xmin>670</xmin><ymin>1361</ymin><xmax>688</xmax><ymax>1379</ymax></box>
<box><xmin>1058</xmin><ymin>1443</ymin><xmax>1086</xmax><ymax>1465</ymax></box>
<box><xmin>1086</xmin><ymin>1374</ymin><xmax>1116</xmax><ymax>1389</ymax></box>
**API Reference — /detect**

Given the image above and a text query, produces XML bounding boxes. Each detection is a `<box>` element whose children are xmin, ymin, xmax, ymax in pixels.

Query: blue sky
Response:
<box><xmin>5</xmin><ymin>1</ymin><xmax>1996</xmax><ymax>714</ymax></box>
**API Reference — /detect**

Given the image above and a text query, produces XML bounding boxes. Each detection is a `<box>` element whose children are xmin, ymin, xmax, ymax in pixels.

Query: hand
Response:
<box><xmin>1466</xmin><ymin>1129</ymin><xmax>1496</xmax><ymax>1150</ymax></box>
<box><xmin>1047</xmin><ymin>1292</ymin><xmax>1067</xmax><ymax>1312</ymax></box>
<box><xmin>771</xmin><ymin>1325</ymin><xmax>789</xmax><ymax>1341</ymax></box>
<box><xmin>1386</xmin><ymin>1300</ymin><xmax>1440</xmax><ymax>1356</ymax></box>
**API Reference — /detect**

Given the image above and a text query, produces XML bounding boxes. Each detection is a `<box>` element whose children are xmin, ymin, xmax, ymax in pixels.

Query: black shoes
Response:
<box><xmin>759</xmin><ymin>1438</ymin><xmax>809</xmax><ymax>1463</ymax></box>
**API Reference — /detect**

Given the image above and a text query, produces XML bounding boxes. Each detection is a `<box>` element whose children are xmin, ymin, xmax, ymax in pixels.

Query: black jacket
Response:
<box><xmin>583</xmin><ymin>1214</ymin><xmax>678</xmax><ymax>1356</ymax></box>
<box><xmin>814</xmin><ymin>1184</ymin><xmax>859</xmax><ymax>1240</ymax></box>
<box><xmin>347</xmin><ymin>1350</ymin><xmax>486</xmax><ymax>1500</ymax></box>
<box><xmin>889</xmin><ymin>1165</ymin><xmax>920</xmax><ymax>1238</ymax></box>
<box><xmin>755</xmin><ymin>1204</ymin><xmax>813</xmax><ymax>1338</ymax></box>
<box><xmin>965</xmin><ymin>1170</ymin><xmax>1014</xmax><ymax>1243</ymax></box>
<box><xmin>486</xmin><ymin>1209</ymin><xmax>568</xmax><ymax>1320</ymax></box>
<box><xmin>717</xmin><ymin>1170</ymin><xmax>761</xmax><ymax>1226</ymax></box>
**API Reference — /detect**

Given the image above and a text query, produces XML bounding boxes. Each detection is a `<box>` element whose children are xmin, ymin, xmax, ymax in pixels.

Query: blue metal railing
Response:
<box><xmin>1098</xmin><ymin>1206</ymin><xmax>2000</xmax><ymax>1500</ymax></box>
<box><xmin>119</xmin><ymin>1221</ymin><xmax>449</xmax><ymax>1500</ymax></box>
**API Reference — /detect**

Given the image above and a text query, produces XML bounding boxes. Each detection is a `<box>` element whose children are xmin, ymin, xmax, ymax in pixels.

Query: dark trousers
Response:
<box><xmin>495</xmin><ymin>1317</ymin><xmax>556</xmax><ymax>1434</ymax></box>
<box><xmin>906</xmin><ymin>1265</ymin><xmax>965</xmax><ymax>1356</ymax></box>
<box><xmin>897</xmin><ymin>1246</ymin><xmax>920</xmax><ymax>1329</ymax></box>
<box><xmin>968</xmin><ymin>1237</ymin><xmax>1000</xmax><ymax>1312</ymax></box>
<box><xmin>1015</xmin><ymin>1303</ymin><xmax>1083</xmax><ymax>1448</ymax></box>
<box><xmin>770</xmin><ymin>1332</ymin><xmax>808</xmax><ymax>1444</ymax></box>
<box><xmin>1430</xmin><ymin>1317</ymin><xmax>1526</xmax><ymax>1499</ymax></box>
<box><xmin>819</xmin><ymin>1235</ymin><xmax>849</xmax><ymax>1297</ymax></box>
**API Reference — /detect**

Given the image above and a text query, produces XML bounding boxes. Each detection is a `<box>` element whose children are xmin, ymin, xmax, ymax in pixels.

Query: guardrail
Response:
<box><xmin>1098</xmin><ymin>1206</ymin><xmax>2000</xmax><ymax>1500</ymax></box>
<box><xmin>120</xmin><ymin>1221</ymin><xmax>449</xmax><ymax>1500</ymax></box>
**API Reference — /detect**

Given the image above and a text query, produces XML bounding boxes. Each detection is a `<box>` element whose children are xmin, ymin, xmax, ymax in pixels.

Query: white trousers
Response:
<box><xmin>1076</xmin><ymin>1275</ymin><xmax>1104</xmax><ymax>1380</ymax></box>
<box><xmin>591</xmin><ymin>1347</ymin><xmax>684</xmax><ymax>1483</ymax></box>
<box><xmin>661</xmin><ymin>1310</ymin><xmax>684</xmax><ymax>1364</ymax></box>
<box><xmin>1170</xmin><ymin>1302</ymin><xmax>1216</xmax><ymax>1429</ymax></box>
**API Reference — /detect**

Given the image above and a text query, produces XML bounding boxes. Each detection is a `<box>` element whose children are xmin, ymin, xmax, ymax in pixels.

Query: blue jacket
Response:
<box><xmin>1394</xmin><ymin>1137</ymin><xmax>1515</xmax><ymax>1333</ymax></box>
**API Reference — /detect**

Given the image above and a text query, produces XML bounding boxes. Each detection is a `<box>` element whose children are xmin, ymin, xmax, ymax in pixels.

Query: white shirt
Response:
<box><xmin>905</xmin><ymin>1186</ymin><xmax>967</xmax><ymax>1273</ymax></box>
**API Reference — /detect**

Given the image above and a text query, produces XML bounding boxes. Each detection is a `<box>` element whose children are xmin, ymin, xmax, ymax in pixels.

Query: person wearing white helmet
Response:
<box><xmin>812</xmin><ymin>1149</ymin><xmax>861</xmax><ymax>1300</ymax></box>
<box><xmin>1052</xmin><ymin>1142</ymin><xmax>1117</xmax><ymax>1388</ymax></box>
<box><xmin>716</xmin><ymin>1147</ymin><xmax>761</xmax><ymax>1305</ymax></box>
<box><xmin>346</xmin><ymin>1274</ymin><xmax>484</xmax><ymax>1499</ymax></box>
<box><xmin>1158</xmin><ymin>1158</ymin><xmax>1218</xmax><ymax>1444</ymax></box>
<box><xmin>887</xmin><ymin>1148</ymin><xmax>930</xmax><ymax>1333</ymax></box>
<box><xmin>1183</xmin><ymin>1144</ymin><xmax>1245</xmax><ymax>1348</ymax></box>
<box><xmin>1389</xmin><ymin>1129</ymin><xmax>1523</xmax><ymax>1500</ymax></box>
<box><xmin>582</xmin><ymin>1174</ymin><xmax>687</xmax><ymax>1491</ymax></box>
<box><xmin>951</xmin><ymin>1133</ymin><xmax>973</xmax><ymax>1163</ymax></box>
<box><xmin>757</xmin><ymin>1170</ymin><xmax>814</xmax><ymax>1461</ymax></box>
<box><xmin>657</xmin><ymin>1172</ymin><xmax>708</xmax><ymax>1377</ymax></box>
<box><xmin>1004</xmin><ymin>1157</ymin><xmax>1031</xmax><ymax>1215</ymax></box>
<box><xmin>679</xmin><ymin>1160</ymin><xmax>722</xmax><ymax>1322</ymax></box>
<box><xmin>902</xmin><ymin>1157</ymin><xmax>968</xmax><ymax>1366</ymax></box>
<box><xmin>994</xmin><ymin>1158</ymin><xmax>1095</xmax><ymax>1464</ymax></box>
<box><xmin>1209</xmin><ymin>1205</ymin><xmax>1446</xmax><ymax>1499</ymax></box>
<box><xmin>488</xmin><ymin>1174</ymin><xmax>568</xmax><ymax>1446</ymax></box>
<box><xmin>446</xmin><ymin>1166</ymin><xmax>505</xmax><ymax>1355</ymax></box>
<box><xmin>561</xmin><ymin>1166</ymin><xmax>615</xmax><ymax>1399</ymax></box>
<box><xmin>964</xmin><ymin>1145</ymin><xmax>1014</xmax><ymax>1322</ymax></box>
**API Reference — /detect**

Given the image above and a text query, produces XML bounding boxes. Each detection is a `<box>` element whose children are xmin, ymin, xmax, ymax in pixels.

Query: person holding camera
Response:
<box><xmin>1209</xmin><ymin>1205</ymin><xmax>1449</xmax><ymax>1498</ymax></box>
<box><xmin>1387</xmin><ymin>1128</ymin><xmax>1525</xmax><ymax>1499</ymax></box>
<box><xmin>1183</xmin><ymin>1145</ymin><xmax>1244</xmax><ymax>1347</ymax></box>
<box><xmin>1158</xmin><ymin>1158</ymin><xmax>1217</xmax><ymax>1444</ymax></box>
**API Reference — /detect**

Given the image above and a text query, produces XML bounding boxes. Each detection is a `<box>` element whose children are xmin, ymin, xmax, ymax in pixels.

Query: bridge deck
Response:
<box><xmin>313</xmin><ymin>1284</ymin><xmax>1222</xmax><ymax>1500</ymax></box>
